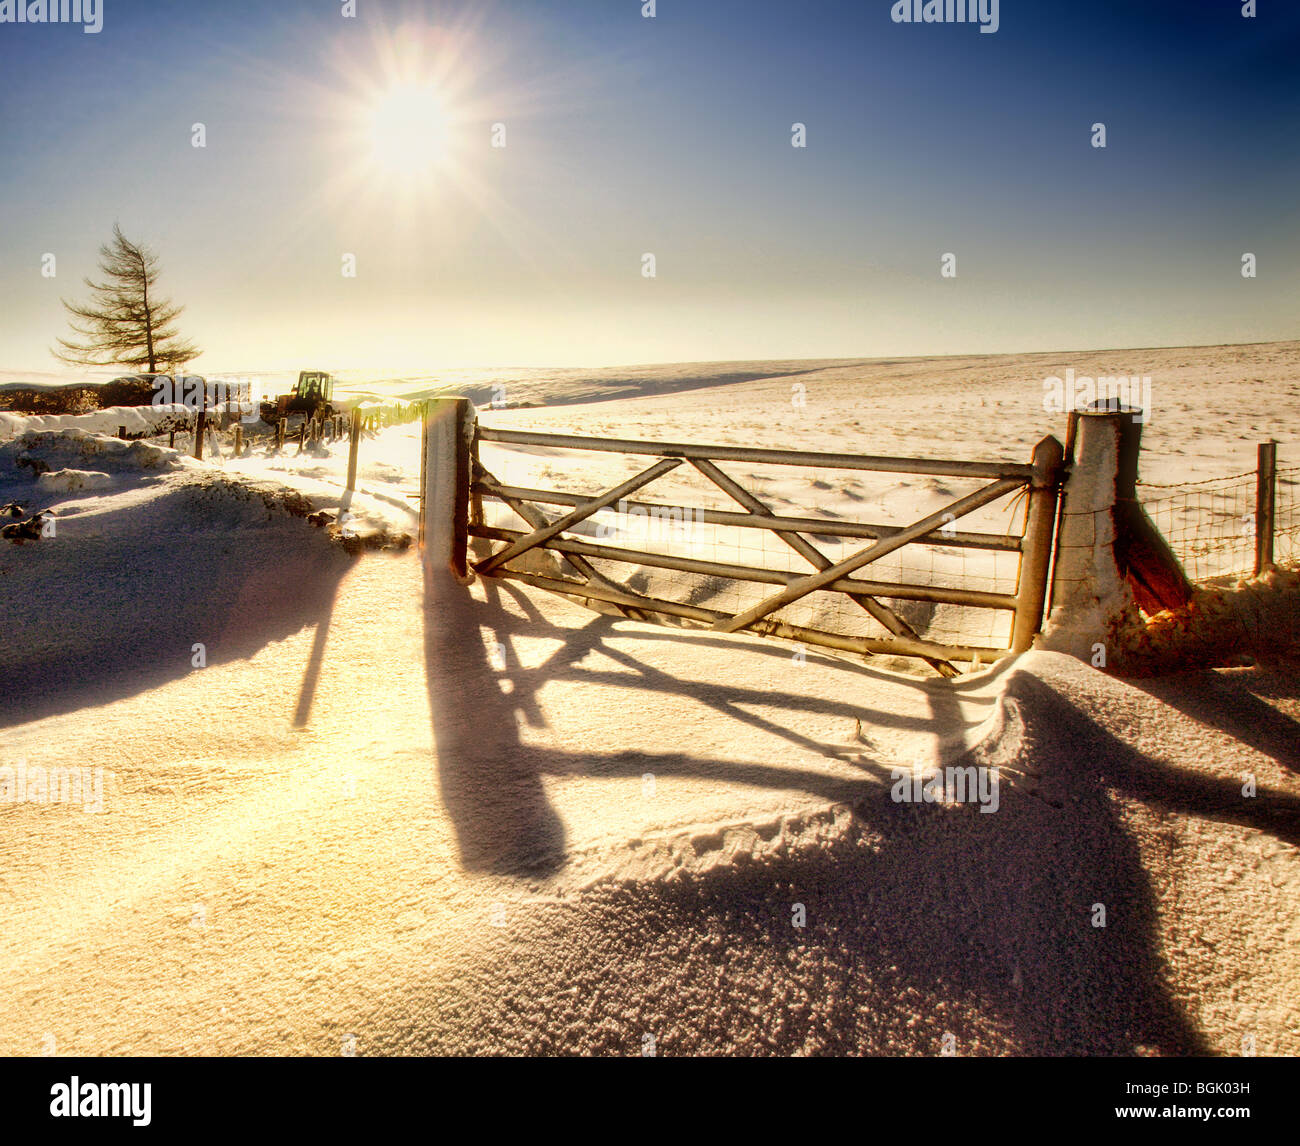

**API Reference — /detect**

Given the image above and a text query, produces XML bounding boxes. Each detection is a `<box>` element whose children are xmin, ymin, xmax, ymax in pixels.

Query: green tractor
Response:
<box><xmin>260</xmin><ymin>371</ymin><xmax>338</xmax><ymax>425</ymax></box>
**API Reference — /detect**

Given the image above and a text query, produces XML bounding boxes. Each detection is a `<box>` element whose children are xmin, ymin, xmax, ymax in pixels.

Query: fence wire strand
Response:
<box><xmin>1137</xmin><ymin>463</ymin><xmax>1296</xmax><ymax>582</ymax></box>
<box><xmin>1275</xmin><ymin>466</ymin><xmax>1300</xmax><ymax>569</ymax></box>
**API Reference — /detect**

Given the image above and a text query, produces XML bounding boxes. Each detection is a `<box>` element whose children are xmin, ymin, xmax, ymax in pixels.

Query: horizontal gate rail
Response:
<box><xmin>474</xmin><ymin>481</ymin><xmax>1022</xmax><ymax>552</ymax></box>
<box><xmin>478</xmin><ymin>426</ymin><xmax>1035</xmax><ymax>481</ymax></box>
<box><xmin>423</xmin><ymin>399</ymin><xmax>1070</xmax><ymax>675</ymax></box>
<box><xmin>492</xmin><ymin>568</ymin><xmax>1007</xmax><ymax>664</ymax></box>
<box><xmin>470</xmin><ymin>524</ymin><xmax>1019</xmax><ymax>611</ymax></box>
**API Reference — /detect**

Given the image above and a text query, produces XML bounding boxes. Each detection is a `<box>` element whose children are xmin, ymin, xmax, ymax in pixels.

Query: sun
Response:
<box><xmin>365</xmin><ymin>82</ymin><xmax>450</xmax><ymax>177</ymax></box>
<box><xmin>280</xmin><ymin>14</ymin><xmax>556</xmax><ymax>249</ymax></box>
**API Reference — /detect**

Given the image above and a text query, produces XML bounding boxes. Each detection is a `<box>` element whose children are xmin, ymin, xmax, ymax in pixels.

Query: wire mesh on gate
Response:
<box><xmin>474</xmin><ymin>443</ymin><xmax>1029</xmax><ymax>658</ymax></box>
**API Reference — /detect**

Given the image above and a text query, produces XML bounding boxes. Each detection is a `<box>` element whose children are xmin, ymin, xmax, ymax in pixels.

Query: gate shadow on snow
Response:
<box><xmin>417</xmin><ymin>575</ymin><xmax>1300</xmax><ymax>1053</ymax></box>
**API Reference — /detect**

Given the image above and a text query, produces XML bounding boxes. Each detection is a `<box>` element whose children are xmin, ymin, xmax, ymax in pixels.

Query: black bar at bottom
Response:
<box><xmin>1</xmin><ymin>1055</ymin><xmax>1291</xmax><ymax>1134</ymax></box>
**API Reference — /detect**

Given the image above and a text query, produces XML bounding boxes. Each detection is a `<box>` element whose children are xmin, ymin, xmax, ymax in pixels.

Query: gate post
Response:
<box><xmin>421</xmin><ymin>397</ymin><xmax>475</xmax><ymax>581</ymax></box>
<box><xmin>1040</xmin><ymin>409</ymin><xmax>1141</xmax><ymax>658</ymax></box>
<box><xmin>1011</xmin><ymin>435</ymin><xmax>1064</xmax><ymax>654</ymax></box>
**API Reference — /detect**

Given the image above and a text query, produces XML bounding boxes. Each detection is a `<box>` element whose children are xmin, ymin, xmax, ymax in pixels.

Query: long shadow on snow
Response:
<box><xmin>411</xmin><ymin>580</ymin><xmax>1300</xmax><ymax>1052</ymax></box>
<box><xmin>423</xmin><ymin>568</ymin><xmax>568</xmax><ymax>875</ymax></box>
<box><xmin>1127</xmin><ymin>670</ymin><xmax>1300</xmax><ymax>772</ymax></box>
<box><xmin>672</xmin><ymin>672</ymin><xmax>1296</xmax><ymax>1055</ymax></box>
<box><xmin>421</xmin><ymin>572</ymin><xmax>944</xmax><ymax>875</ymax></box>
<box><xmin>0</xmin><ymin>483</ymin><xmax>352</xmax><ymax>728</ymax></box>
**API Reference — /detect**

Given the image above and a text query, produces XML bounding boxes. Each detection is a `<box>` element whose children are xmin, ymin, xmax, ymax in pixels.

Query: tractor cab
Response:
<box><xmin>293</xmin><ymin>371</ymin><xmax>333</xmax><ymax>404</ymax></box>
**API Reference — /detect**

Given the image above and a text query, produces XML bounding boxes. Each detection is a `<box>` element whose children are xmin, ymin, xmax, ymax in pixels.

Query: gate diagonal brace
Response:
<box><xmin>714</xmin><ymin>477</ymin><xmax>1025</xmax><ymax>635</ymax></box>
<box><xmin>473</xmin><ymin>461</ymin><xmax>649</xmax><ymax>620</ymax></box>
<box><xmin>474</xmin><ymin>457</ymin><xmax>683</xmax><ymax>576</ymax></box>
<box><xmin>689</xmin><ymin>457</ymin><xmax>958</xmax><ymax>678</ymax></box>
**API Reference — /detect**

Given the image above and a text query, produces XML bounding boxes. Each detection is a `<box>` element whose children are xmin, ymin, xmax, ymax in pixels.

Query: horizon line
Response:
<box><xmin>4</xmin><ymin>335</ymin><xmax>1299</xmax><ymax>381</ymax></box>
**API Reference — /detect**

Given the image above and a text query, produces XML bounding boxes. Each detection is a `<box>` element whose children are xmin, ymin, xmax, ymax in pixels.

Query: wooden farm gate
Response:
<box><xmin>421</xmin><ymin>399</ymin><xmax>1065</xmax><ymax>677</ymax></box>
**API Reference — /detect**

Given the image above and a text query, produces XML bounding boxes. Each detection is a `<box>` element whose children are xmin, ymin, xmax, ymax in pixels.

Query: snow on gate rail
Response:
<box><xmin>419</xmin><ymin>398</ymin><xmax>1065</xmax><ymax>677</ymax></box>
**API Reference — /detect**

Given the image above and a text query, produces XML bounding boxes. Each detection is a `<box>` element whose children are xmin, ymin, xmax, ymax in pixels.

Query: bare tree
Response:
<box><xmin>53</xmin><ymin>224</ymin><xmax>200</xmax><ymax>373</ymax></box>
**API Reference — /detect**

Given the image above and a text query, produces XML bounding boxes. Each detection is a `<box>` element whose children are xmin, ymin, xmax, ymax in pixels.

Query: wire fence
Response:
<box><xmin>119</xmin><ymin>402</ymin><xmax>428</xmax><ymax>536</ymax></box>
<box><xmin>1137</xmin><ymin>458</ymin><xmax>1296</xmax><ymax>583</ymax></box>
<box><xmin>1276</xmin><ymin>465</ymin><xmax>1300</xmax><ymax>569</ymax></box>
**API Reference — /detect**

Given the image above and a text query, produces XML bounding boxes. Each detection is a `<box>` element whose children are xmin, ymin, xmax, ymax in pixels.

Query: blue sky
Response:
<box><xmin>1</xmin><ymin>0</ymin><xmax>1298</xmax><ymax>371</ymax></box>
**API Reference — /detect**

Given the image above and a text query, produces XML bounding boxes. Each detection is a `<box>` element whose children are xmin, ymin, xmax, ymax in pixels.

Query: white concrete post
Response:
<box><xmin>1040</xmin><ymin>410</ymin><xmax>1141</xmax><ymax>659</ymax></box>
<box><xmin>421</xmin><ymin>398</ymin><xmax>475</xmax><ymax>582</ymax></box>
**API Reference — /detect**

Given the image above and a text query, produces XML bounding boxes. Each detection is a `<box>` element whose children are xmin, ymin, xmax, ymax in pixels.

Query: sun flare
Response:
<box><xmin>366</xmin><ymin>82</ymin><xmax>450</xmax><ymax>177</ymax></box>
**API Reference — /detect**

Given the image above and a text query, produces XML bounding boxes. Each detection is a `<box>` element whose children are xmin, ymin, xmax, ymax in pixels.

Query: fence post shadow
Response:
<box><xmin>422</xmin><ymin>565</ymin><xmax>566</xmax><ymax>874</ymax></box>
<box><xmin>292</xmin><ymin>579</ymin><xmax>341</xmax><ymax>728</ymax></box>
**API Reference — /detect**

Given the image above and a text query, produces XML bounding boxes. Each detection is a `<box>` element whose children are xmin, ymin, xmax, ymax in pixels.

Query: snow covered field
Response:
<box><xmin>0</xmin><ymin>343</ymin><xmax>1297</xmax><ymax>1055</ymax></box>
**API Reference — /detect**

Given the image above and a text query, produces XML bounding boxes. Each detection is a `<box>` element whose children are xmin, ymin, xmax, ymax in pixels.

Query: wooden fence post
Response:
<box><xmin>233</xmin><ymin>424</ymin><xmax>243</xmax><ymax>456</ymax></box>
<box><xmin>1256</xmin><ymin>440</ymin><xmax>1277</xmax><ymax>575</ymax></box>
<box><xmin>275</xmin><ymin>418</ymin><xmax>286</xmax><ymax>452</ymax></box>
<box><xmin>194</xmin><ymin>408</ymin><xmax>206</xmax><ymax>460</ymax></box>
<box><xmin>470</xmin><ymin>420</ymin><xmax>485</xmax><ymax>532</ymax></box>
<box><xmin>1011</xmin><ymin>435</ymin><xmax>1064</xmax><ymax>654</ymax></box>
<box><xmin>168</xmin><ymin>429</ymin><xmax>176</xmax><ymax>449</ymax></box>
<box><xmin>418</xmin><ymin>407</ymin><xmax>428</xmax><ymax>549</ymax></box>
<box><xmin>346</xmin><ymin>408</ymin><xmax>362</xmax><ymax>492</ymax></box>
<box><xmin>421</xmin><ymin>397</ymin><xmax>474</xmax><ymax>580</ymax></box>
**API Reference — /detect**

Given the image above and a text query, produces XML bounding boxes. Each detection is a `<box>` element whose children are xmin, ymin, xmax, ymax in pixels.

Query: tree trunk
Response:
<box><xmin>139</xmin><ymin>249</ymin><xmax>156</xmax><ymax>372</ymax></box>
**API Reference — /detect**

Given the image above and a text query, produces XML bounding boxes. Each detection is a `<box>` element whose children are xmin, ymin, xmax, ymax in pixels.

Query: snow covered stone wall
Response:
<box><xmin>0</xmin><ymin>404</ymin><xmax>194</xmax><ymax>445</ymax></box>
<box><xmin>0</xmin><ymin>428</ymin><xmax>190</xmax><ymax>477</ymax></box>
